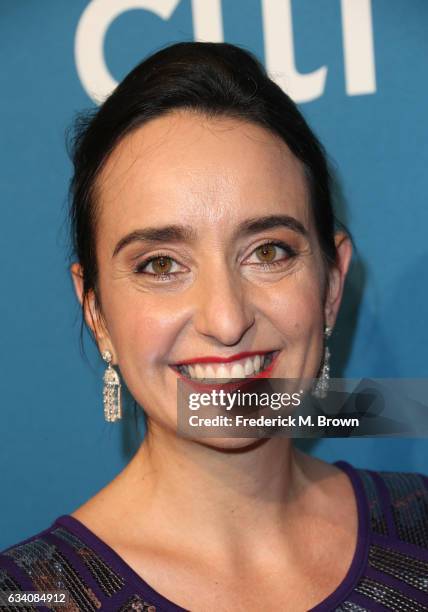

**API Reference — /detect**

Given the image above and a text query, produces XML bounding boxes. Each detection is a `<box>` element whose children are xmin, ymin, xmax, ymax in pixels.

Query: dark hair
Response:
<box><xmin>69</xmin><ymin>41</ymin><xmax>344</xmax><ymax>328</ymax></box>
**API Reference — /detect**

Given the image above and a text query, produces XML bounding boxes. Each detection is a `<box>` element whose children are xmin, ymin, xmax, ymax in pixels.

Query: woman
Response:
<box><xmin>1</xmin><ymin>42</ymin><xmax>427</xmax><ymax>612</ymax></box>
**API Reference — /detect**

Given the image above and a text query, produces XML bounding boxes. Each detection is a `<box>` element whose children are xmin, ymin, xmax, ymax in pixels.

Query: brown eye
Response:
<box><xmin>135</xmin><ymin>254</ymin><xmax>185</xmax><ymax>278</ymax></box>
<box><xmin>244</xmin><ymin>241</ymin><xmax>296</xmax><ymax>269</ymax></box>
<box><xmin>151</xmin><ymin>256</ymin><xmax>173</xmax><ymax>274</ymax></box>
<box><xmin>255</xmin><ymin>243</ymin><xmax>277</xmax><ymax>263</ymax></box>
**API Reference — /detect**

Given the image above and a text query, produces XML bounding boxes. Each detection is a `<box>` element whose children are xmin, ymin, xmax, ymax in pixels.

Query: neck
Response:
<box><xmin>116</xmin><ymin>423</ymin><xmax>324</xmax><ymax>560</ymax></box>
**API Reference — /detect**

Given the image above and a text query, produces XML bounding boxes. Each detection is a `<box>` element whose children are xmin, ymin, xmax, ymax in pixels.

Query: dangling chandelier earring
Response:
<box><xmin>312</xmin><ymin>325</ymin><xmax>332</xmax><ymax>399</ymax></box>
<box><xmin>102</xmin><ymin>350</ymin><xmax>122</xmax><ymax>422</ymax></box>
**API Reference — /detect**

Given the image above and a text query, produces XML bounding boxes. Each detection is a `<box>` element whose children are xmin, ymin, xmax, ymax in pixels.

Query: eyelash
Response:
<box><xmin>133</xmin><ymin>240</ymin><xmax>297</xmax><ymax>281</ymax></box>
<box><xmin>133</xmin><ymin>252</ymin><xmax>183</xmax><ymax>281</ymax></box>
<box><xmin>245</xmin><ymin>240</ymin><xmax>297</xmax><ymax>269</ymax></box>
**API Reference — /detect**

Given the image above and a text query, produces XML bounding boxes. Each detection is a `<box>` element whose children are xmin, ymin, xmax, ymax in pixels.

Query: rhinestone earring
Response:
<box><xmin>102</xmin><ymin>350</ymin><xmax>122</xmax><ymax>422</ymax></box>
<box><xmin>312</xmin><ymin>326</ymin><xmax>332</xmax><ymax>399</ymax></box>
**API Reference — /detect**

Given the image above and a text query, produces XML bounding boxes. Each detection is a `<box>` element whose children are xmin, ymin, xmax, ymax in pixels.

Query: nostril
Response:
<box><xmin>192</xmin><ymin>278</ymin><xmax>255</xmax><ymax>345</ymax></box>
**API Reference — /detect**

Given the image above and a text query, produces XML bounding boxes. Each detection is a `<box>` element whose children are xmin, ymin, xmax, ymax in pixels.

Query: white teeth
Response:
<box><xmin>244</xmin><ymin>358</ymin><xmax>254</xmax><ymax>376</ymax></box>
<box><xmin>231</xmin><ymin>363</ymin><xmax>245</xmax><ymax>378</ymax></box>
<box><xmin>205</xmin><ymin>365</ymin><xmax>215</xmax><ymax>379</ymax></box>
<box><xmin>217</xmin><ymin>364</ymin><xmax>228</xmax><ymax>379</ymax></box>
<box><xmin>194</xmin><ymin>364</ymin><xmax>205</xmax><ymax>379</ymax></box>
<box><xmin>178</xmin><ymin>352</ymin><xmax>275</xmax><ymax>382</ymax></box>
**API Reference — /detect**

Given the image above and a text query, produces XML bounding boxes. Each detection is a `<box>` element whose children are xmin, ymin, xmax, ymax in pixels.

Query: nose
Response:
<box><xmin>192</xmin><ymin>265</ymin><xmax>255</xmax><ymax>346</ymax></box>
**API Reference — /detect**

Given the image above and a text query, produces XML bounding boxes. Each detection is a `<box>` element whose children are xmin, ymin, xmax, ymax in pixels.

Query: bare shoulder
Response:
<box><xmin>291</xmin><ymin>448</ymin><xmax>358</xmax><ymax>548</ymax></box>
<box><xmin>69</xmin><ymin>460</ymin><xmax>156</xmax><ymax>548</ymax></box>
<box><xmin>70</xmin><ymin>476</ymin><xmax>124</xmax><ymax>540</ymax></box>
<box><xmin>294</xmin><ymin>448</ymin><xmax>355</xmax><ymax>502</ymax></box>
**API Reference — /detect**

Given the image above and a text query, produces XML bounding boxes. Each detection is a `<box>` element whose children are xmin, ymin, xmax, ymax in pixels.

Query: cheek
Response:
<box><xmin>257</xmin><ymin>267</ymin><xmax>325</xmax><ymax>339</ymax></box>
<box><xmin>261</xmin><ymin>272</ymin><xmax>325</xmax><ymax>378</ymax></box>
<box><xmin>101</xmin><ymin>289</ymin><xmax>182</xmax><ymax>370</ymax></box>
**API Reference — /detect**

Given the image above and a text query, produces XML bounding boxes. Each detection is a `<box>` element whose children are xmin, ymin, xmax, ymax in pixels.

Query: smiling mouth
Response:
<box><xmin>171</xmin><ymin>351</ymin><xmax>279</xmax><ymax>383</ymax></box>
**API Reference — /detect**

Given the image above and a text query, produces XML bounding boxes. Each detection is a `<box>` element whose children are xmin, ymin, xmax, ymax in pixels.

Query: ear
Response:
<box><xmin>324</xmin><ymin>232</ymin><xmax>353</xmax><ymax>329</ymax></box>
<box><xmin>70</xmin><ymin>262</ymin><xmax>110</xmax><ymax>350</ymax></box>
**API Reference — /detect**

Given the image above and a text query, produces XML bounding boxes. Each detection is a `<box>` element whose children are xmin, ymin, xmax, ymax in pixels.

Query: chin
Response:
<box><xmin>191</xmin><ymin>436</ymin><xmax>268</xmax><ymax>453</ymax></box>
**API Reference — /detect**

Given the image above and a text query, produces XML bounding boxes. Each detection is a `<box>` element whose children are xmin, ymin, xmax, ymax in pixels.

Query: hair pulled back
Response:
<box><xmin>69</xmin><ymin>42</ymin><xmax>340</xmax><ymax>321</ymax></box>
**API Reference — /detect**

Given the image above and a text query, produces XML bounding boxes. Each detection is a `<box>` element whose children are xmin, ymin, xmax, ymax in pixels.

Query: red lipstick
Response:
<box><xmin>170</xmin><ymin>351</ymin><xmax>280</xmax><ymax>393</ymax></box>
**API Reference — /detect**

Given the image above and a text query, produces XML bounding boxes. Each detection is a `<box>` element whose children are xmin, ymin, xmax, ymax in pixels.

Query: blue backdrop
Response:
<box><xmin>1</xmin><ymin>0</ymin><xmax>427</xmax><ymax>549</ymax></box>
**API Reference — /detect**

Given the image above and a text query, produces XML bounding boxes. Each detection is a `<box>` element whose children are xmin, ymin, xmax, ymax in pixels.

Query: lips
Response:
<box><xmin>171</xmin><ymin>351</ymin><xmax>279</xmax><ymax>383</ymax></box>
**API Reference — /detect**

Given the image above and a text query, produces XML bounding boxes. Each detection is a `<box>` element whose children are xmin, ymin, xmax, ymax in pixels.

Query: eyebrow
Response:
<box><xmin>112</xmin><ymin>214</ymin><xmax>308</xmax><ymax>258</ymax></box>
<box><xmin>235</xmin><ymin>214</ymin><xmax>308</xmax><ymax>239</ymax></box>
<box><xmin>112</xmin><ymin>225</ymin><xmax>197</xmax><ymax>258</ymax></box>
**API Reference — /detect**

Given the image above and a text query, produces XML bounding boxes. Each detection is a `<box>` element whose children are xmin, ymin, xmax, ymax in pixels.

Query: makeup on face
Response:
<box><xmin>95</xmin><ymin>113</ymin><xmax>326</xmax><ymax>435</ymax></box>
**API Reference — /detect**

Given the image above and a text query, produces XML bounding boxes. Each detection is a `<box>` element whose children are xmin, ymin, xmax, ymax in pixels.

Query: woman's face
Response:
<box><xmin>72</xmin><ymin>112</ymin><xmax>351</xmax><ymax>442</ymax></box>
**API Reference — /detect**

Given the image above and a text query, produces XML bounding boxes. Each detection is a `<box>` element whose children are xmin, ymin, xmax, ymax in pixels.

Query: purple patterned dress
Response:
<box><xmin>1</xmin><ymin>461</ymin><xmax>428</xmax><ymax>611</ymax></box>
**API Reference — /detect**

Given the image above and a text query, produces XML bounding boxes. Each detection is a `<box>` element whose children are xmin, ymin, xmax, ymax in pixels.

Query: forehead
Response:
<box><xmin>95</xmin><ymin>111</ymin><xmax>310</xmax><ymax>241</ymax></box>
